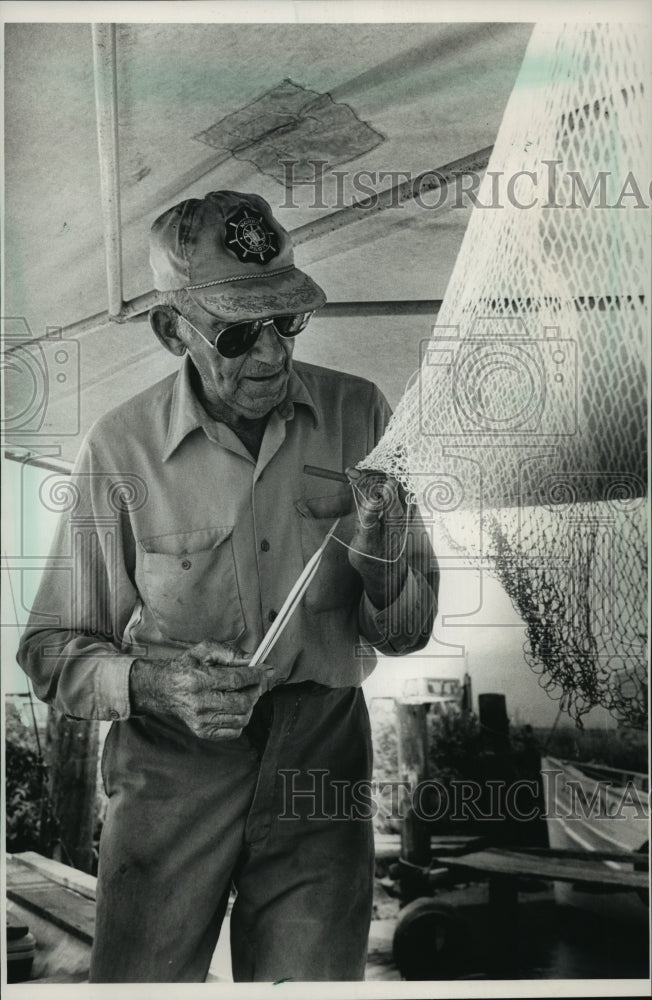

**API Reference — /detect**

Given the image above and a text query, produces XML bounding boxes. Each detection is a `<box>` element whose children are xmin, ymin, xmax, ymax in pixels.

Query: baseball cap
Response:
<box><xmin>150</xmin><ymin>190</ymin><xmax>327</xmax><ymax>321</ymax></box>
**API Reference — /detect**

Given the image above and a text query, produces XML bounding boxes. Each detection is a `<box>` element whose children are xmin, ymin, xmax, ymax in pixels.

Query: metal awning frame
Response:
<box><xmin>4</xmin><ymin>25</ymin><xmax>489</xmax><ymax>471</ymax></box>
<box><xmin>68</xmin><ymin>25</ymin><xmax>491</xmax><ymax>342</ymax></box>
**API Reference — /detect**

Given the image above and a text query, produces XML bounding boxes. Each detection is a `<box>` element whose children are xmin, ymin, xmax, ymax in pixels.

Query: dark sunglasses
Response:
<box><xmin>182</xmin><ymin>312</ymin><xmax>313</xmax><ymax>358</ymax></box>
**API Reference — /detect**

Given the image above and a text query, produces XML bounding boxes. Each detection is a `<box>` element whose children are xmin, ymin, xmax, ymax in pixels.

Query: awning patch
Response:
<box><xmin>193</xmin><ymin>79</ymin><xmax>384</xmax><ymax>186</ymax></box>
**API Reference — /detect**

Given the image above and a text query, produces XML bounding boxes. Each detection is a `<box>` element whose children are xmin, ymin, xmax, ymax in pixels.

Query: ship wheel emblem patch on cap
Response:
<box><xmin>224</xmin><ymin>206</ymin><xmax>280</xmax><ymax>264</ymax></box>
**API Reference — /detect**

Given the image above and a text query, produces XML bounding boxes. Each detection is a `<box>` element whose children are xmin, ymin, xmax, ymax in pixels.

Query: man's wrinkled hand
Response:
<box><xmin>130</xmin><ymin>639</ymin><xmax>273</xmax><ymax>740</ymax></box>
<box><xmin>345</xmin><ymin>467</ymin><xmax>407</xmax><ymax>560</ymax></box>
<box><xmin>344</xmin><ymin>468</ymin><xmax>409</xmax><ymax>609</ymax></box>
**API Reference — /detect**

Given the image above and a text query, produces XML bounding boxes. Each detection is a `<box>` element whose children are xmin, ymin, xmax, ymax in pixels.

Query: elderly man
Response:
<box><xmin>18</xmin><ymin>191</ymin><xmax>438</xmax><ymax>983</ymax></box>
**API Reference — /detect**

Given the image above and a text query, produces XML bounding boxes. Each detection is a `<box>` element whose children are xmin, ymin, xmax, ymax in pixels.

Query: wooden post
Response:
<box><xmin>461</xmin><ymin>672</ymin><xmax>473</xmax><ymax>713</ymax></box>
<box><xmin>396</xmin><ymin>701</ymin><xmax>431</xmax><ymax>901</ymax></box>
<box><xmin>477</xmin><ymin>693</ymin><xmax>513</xmax><ymax>843</ymax></box>
<box><xmin>42</xmin><ymin>706</ymin><xmax>99</xmax><ymax>874</ymax></box>
<box><xmin>486</xmin><ymin>875</ymin><xmax>519</xmax><ymax>974</ymax></box>
<box><xmin>478</xmin><ymin>693</ymin><xmax>509</xmax><ymax>754</ymax></box>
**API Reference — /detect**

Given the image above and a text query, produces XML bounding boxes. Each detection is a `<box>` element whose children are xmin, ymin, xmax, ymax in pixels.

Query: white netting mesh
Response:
<box><xmin>360</xmin><ymin>23</ymin><xmax>649</xmax><ymax>726</ymax></box>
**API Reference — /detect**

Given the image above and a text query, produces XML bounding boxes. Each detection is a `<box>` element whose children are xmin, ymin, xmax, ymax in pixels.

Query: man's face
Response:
<box><xmin>179</xmin><ymin>298</ymin><xmax>295</xmax><ymax>421</ymax></box>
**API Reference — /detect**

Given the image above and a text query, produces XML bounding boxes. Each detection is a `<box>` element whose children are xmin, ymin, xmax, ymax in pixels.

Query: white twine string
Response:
<box><xmin>327</xmin><ymin>480</ymin><xmax>412</xmax><ymax>565</ymax></box>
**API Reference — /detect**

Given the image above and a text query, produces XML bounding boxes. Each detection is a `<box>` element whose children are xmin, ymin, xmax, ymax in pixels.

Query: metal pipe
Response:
<box><xmin>59</xmin><ymin>288</ymin><xmax>160</xmax><ymax>338</ymax></box>
<box><xmin>7</xmin><ymin>298</ymin><xmax>442</xmax><ymax>352</ymax></box>
<box><xmin>14</xmin><ymin>141</ymin><xmax>489</xmax><ymax>346</ymax></box>
<box><xmin>4</xmin><ymin>448</ymin><xmax>74</xmax><ymax>475</ymax></box>
<box><xmin>92</xmin><ymin>23</ymin><xmax>123</xmax><ymax>318</ymax></box>
<box><xmin>291</xmin><ymin>146</ymin><xmax>493</xmax><ymax>247</ymax></box>
<box><xmin>315</xmin><ymin>300</ymin><xmax>441</xmax><ymax>318</ymax></box>
<box><xmin>121</xmin><ymin>297</ymin><xmax>443</xmax><ymax>325</ymax></box>
<box><xmin>57</xmin><ymin>290</ymin><xmax>642</xmax><ymax>341</ymax></box>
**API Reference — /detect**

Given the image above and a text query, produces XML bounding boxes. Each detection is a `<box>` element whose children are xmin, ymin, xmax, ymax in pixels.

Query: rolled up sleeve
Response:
<box><xmin>358</xmin><ymin>564</ymin><xmax>437</xmax><ymax>655</ymax></box>
<box><xmin>355</xmin><ymin>383</ymin><xmax>440</xmax><ymax>656</ymax></box>
<box><xmin>16</xmin><ymin>434</ymin><xmax>141</xmax><ymax>721</ymax></box>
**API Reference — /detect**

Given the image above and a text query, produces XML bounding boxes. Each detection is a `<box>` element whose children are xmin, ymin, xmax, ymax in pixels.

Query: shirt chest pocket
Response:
<box><xmin>137</xmin><ymin>527</ymin><xmax>245</xmax><ymax>644</ymax></box>
<box><xmin>295</xmin><ymin>491</ymin><xmax>362</xmax><ymax>613</ymax></box>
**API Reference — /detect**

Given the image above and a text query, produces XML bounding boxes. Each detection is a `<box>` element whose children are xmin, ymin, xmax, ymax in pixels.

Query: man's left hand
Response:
<box><xmin>344</xmin><ymin>467</ymin><xmax>409</xmax><ymax>610</ymax></box>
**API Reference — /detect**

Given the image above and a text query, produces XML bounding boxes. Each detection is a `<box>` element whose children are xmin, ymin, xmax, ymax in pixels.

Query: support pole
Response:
<box><xmin>43</xmin><ymin>707</ymin><xmax>100</xmax><ymax>874</ymax></box>
<box><xmin>92</xmin><ymin>23</ymin><xmax>123</xmax><ymax>318</ymax></box>
<box><xmin>396</xmin><ymin>701</ymin><xmax>431</xmax><ymax>901</ymax></box>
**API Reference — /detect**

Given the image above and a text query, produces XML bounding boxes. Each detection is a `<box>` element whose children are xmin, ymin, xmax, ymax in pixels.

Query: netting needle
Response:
<box><xmin>249</xmin><ymin>518</ymin><xmax>341</xmax><ymax>666</ymax></box>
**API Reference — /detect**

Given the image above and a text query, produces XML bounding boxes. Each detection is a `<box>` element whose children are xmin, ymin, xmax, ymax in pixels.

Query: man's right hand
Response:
<box><xmin>129</xmin><ymin>640</ymin><xmax>273</xmax><ymax>740</ymax></box>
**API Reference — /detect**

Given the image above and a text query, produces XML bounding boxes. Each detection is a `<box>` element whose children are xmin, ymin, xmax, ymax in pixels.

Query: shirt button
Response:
<box><xmin>268</xmin><ymin>610</ymin><xmax>277</xmax><ymax>623</ymax></box>
<box><xmin>260</xmin><ymin>539</ymin><xmax>270</xmax><ymax>552</ymax></box>
<box><xmin>181</xmin><ymin>559</ymin><xmax>192</xmax><ymax>570</ymax></box>
<box><xmin>109</xmin><ymin>709</ymin><xmax>120</xmax><ymax>721</ymax></box>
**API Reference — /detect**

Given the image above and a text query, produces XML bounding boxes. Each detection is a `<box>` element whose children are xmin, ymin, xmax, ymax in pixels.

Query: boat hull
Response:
<box><xmin>541</xmin><ymin>756</ymin><xmax>649</xmax><ymax>926</ymax></box>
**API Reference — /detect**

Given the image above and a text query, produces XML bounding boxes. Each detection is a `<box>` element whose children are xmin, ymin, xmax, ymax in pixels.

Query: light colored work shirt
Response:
<box><xmin>17</xmin><ymin>357</ymin><xmax>437</xmax><ymax>722</ymax></box>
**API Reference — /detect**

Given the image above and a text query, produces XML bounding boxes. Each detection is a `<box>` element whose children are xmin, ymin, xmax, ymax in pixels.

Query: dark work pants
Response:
<box><xmin>89</xmin><ymin>683</ymin><xmax>374</xmax><ymax>982</ymax></box>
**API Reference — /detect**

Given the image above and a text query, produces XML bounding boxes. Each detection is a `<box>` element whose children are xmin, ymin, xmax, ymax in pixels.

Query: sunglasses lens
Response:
<box><xmin>213</xmin><ymin>312</ymin><xmax>313</xmax><ymax>356</ymax></box>
<box><xmin>273</xmin><ymin>312</ymin><xmax>312</xmax><ymax>336</ymax></box>
<box><xmin>216</xmin><ymin>320</ymin><xmax>262</xmax><ymax>357</ymax></box>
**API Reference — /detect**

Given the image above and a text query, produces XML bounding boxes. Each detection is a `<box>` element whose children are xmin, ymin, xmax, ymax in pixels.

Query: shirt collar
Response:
<box><xmin>163</xmin><ymin>355</ymin><xmax>319</xmax><ymax>461</ymax></box>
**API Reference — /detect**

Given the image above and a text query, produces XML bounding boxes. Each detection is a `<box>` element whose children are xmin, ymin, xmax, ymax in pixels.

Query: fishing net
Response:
<box><xmin>359</xmin><ymin>23</ymin><xmax>649</xmax><ymax>727</ymax></box>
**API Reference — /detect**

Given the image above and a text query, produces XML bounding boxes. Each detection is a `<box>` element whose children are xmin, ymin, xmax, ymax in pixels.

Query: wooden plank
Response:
<box><xmin>7</xmin><ymin>858</ymin><xmax>95</xmax><ymax>944</ymax></box>
<box><xmin>7</xmin><ymin>898</ymin><xmax>91</xmax><ymax>983</ymax></box>
<box><xmin>515</xmin><ymin>846</ymin><xmax>648</xmax><ymax>867</ymax></box>
<box><xmin>374</xmin><ymin>835</ymin><xmax>401</xmax><ymax>860</ymax></box>
<box><xmin>435</xmin><ymin>848</ymin><xmax>649</xmax><ymax>889</ymax></box>
<box><xmin>7</xmin><ymin>864</ymin><xmax>57</xmax><ymax>892</ymax></box>
<box><xmin>10</xmin><ymin>852</ymin><xmax>97</xmax><ymax>900</ymax></box>
<box><xmin>564</xmin><ymin>759</ymin><xmax>648</xmax><ymax>785</ymax></box>
<box><xmin>428</xmin><ymin>836</ymin><xmax>487</xmax><ymax>857</ymax></box>
<box><xmin>7</xmin><ymin>884</ymin><xmax>95</xmax><ymax>944</ymax></box>
<box><xmin>374</xmin><ymin>833</ymin><xmax>486</xmax><ymax>861</ymax></box>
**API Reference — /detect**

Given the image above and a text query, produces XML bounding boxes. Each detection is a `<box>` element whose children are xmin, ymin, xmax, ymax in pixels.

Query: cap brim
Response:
<box><xmin>186</xmin><ymin>267</ymin><xmax>326</xmax><ymax>322</ymax></box>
